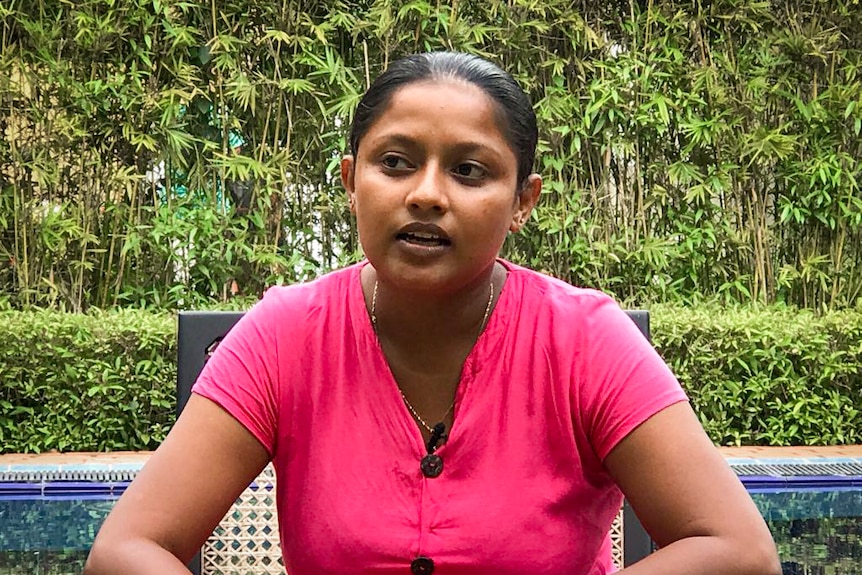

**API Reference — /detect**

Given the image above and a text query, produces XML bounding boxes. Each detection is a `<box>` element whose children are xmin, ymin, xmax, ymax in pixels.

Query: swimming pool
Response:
<box><xmin>0</xmin><ymin>497</ymin><xmax>118</xmax><ymax>574</ymax></box>
<box><xmin>751</xmin><ymin>489</ymin><xmax>862</xmax><ymax>573</ymax></box>
<box><xmin>0</xmin><ymin>472</ymin><xmax>130</xmax><ymax>575</ymax></box>
<box><xmin>733</xmin><ymin>460</ymin><xmax>862</xmax><ymax>574</ymax></box>
<box><xmin>1</xmin><ymin>454</ymin><xmax>860</xmax><ymax>574</ymax></box>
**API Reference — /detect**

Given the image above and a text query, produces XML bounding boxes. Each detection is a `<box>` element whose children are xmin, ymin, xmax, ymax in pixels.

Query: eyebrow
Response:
<box><xmin>366</xmin><ymin>132</ymin><xmax>506</xmax><ymax>162</ymax></box>
<box><xmin>368</xmin><ymin>133</ymin><xmax>418</xmax><ymax>150</ymax></box>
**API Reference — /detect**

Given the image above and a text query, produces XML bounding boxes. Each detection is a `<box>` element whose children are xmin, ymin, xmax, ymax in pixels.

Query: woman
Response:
<box><xmin>85</xmin><ymin>52</ymin><xmax>780</xmax><ymax>575</ymax></box>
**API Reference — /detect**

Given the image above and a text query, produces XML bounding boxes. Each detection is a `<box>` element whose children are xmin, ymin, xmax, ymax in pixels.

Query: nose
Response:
<box><xmin>405</xmin><ymin>162</ymin><xmax>449</xmax><ymax>213</ymax></box>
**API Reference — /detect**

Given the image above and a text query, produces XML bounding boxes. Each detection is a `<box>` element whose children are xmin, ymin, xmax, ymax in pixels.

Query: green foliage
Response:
<box><xmin>1</xmin><ymin>0</ymin><xmax>862</xmax><ymax>311</ymax></box>
<box><xmin>1</xmin><ymin>305</ymin><xmax>860</xmax><ymax>452</ymax></box>
<box><xmin>0</xmin><ymin>309</ymin><xmax>175</xmax><ymax>452</ymax></box>
<box><xmin>653</xmin><ymin>304</ymin><xmax>862</xmax><ymax>445</ymax></box>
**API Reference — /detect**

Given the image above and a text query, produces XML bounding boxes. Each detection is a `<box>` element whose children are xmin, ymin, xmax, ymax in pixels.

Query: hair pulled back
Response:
<box><xmin>348</xmin><ymin>52</ymin><xmax>538</xmax><ymax>186</ymax></box>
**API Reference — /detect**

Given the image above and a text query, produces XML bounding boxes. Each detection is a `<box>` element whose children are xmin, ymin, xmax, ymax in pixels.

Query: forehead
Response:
<box><xmin>361</xmin><ymin>79</ymin><xmax>512</xmax><ymax>151</ymax></box>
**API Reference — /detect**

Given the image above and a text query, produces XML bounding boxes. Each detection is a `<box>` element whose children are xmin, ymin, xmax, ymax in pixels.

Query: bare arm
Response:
<box><xmin>604</xmin><ymin>402</ymin><xmax>781</xmax><ymax>575</ymax></box>
<box><xmin>84</xmin><ymin>394</ymin><xmax>270</xmax><ymax>574</ymax></box>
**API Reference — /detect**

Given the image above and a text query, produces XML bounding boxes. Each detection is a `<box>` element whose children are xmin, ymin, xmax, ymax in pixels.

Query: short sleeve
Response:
<box><xmin>191</xmin><ymin>289</ymin><xmax>283</xmax><ymax>456</ymax></box>
<box><xmin>577</xmin><ymin>295</ymin><xmax>688</xmax><ymax>461</ymax></box>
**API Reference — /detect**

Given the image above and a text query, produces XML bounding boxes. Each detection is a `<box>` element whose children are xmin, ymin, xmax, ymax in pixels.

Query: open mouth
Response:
<box><xmin>397</xmin><ymin>231</ymin><xmax>452</xmax><ymax>247</ymax></box>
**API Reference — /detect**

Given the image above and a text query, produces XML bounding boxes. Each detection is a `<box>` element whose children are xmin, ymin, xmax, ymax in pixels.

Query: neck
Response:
<box><xmin>365</xmin><ymin>263</ymin><xmax>502</xmax><ymax>347</ymax></box>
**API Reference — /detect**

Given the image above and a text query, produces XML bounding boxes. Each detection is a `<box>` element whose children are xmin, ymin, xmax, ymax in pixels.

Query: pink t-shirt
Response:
<box><xmin>192</xmin><ymin>260</ymin><xmax>687</xmax><ymax>575</ymax></box>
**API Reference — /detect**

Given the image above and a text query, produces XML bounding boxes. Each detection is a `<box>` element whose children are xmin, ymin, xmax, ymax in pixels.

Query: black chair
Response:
<box><xmin>177</xmin><ymin>311</ymin><xmax>246</xmax><ymax>417</ymax></box>
<box><xmin>619</xmin><ymin>311</ymin><xmax>654</xmax><ymax>565</ymax></box>
<box><xmin>176</xmin><ymin>312</ymin><xmax>244</xmax><ymax>575</ymax></box>
<box><xmin>176</xmin><ymin>309</ymin><xmax>655</xmax><ymax>571</ymax></box>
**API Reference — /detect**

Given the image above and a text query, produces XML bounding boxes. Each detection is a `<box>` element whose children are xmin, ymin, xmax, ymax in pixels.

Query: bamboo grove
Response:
<box><xmin>1</xmin><ymin>0</ymin><xmax>861</xmax><ymax>311</ymax></box>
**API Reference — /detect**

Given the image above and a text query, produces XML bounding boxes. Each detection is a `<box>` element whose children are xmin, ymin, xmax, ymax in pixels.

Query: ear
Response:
<box><xmin>509</xmin><ymin>174</ymin><xmax>542</xmax><ymax>233</ymax></box>
<box><xmin>341</xmin><ymin>155</ymin><xmax>356</xmax><ymax>213</ymax></box>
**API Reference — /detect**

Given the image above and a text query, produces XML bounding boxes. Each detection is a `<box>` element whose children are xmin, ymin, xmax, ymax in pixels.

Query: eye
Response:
<box><xmin>380</xmin><ymin>154</ymin><xmax>412</xmax><ymax>171</ymax></box>
<box><xmin>453</xmin><ymin>162</ymin><xmax>487</xmax><ymax>181</ymax></box>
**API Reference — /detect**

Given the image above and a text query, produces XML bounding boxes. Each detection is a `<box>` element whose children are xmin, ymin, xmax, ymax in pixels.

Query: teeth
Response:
<box><xmin>410</xmin><ymin>232</ymin><xmax>440</xmax><ymax>240</ymax></box>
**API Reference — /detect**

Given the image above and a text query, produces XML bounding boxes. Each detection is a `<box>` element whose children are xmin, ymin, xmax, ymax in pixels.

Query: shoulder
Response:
<box><xmin>498</xmin><ymin>260</ymin><xmax>650</xmax><ymax>361</ymax></box>
<box><xmin>260</xmin><ymin>263</ymin><xmax>360</xmax><ymax>303</ymax></box>
<box><xmin>250</xmin><ymin>263</ymin><xmax>362</xmax><ymax>320</ymax></box>
<box><xmin>501</xmin><ymin>260</ymin><xmax>620</xmax><ymax>325</ymax></box>
<box><xmin>212</xmin><ymin>263</ymin><xmax>362</xmax><ymax>354</ymax></box>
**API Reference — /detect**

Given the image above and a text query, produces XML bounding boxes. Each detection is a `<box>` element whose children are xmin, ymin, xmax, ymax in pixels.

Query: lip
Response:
<box><xmin>393</xmin><ymin>222</ymin><xmax>453</xmax><ymax>257</ymax></box>
<box><xmin>395</xmin><ymin>222</ymin><xmax>452</xmax><ymax>244</ymax></box>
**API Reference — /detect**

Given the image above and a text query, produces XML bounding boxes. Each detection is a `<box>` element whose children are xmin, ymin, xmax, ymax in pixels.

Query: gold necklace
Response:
<box><xmin>370</xmin><ymin>278</ymin><xmax>495</xmax><ymax>434</ymax></box>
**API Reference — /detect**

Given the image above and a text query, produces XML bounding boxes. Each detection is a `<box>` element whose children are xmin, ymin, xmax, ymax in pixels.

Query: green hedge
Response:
<box><xmin>0</xmin><ymin>309</ymin><xmax>175</xmax><ymax>452</ymax></box>
<box><xmin>1</xmin><ymin>305</ymin><xmax>860</xmax><ymax>453</ymax></box>
<box><xmin>653</xmin><ymin>305</ymin><xmax>862</xmax><ymax>446</ymax></box>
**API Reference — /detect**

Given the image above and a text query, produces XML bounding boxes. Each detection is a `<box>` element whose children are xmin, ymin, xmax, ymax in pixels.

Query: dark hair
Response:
<box><xmin>348</xmin><ymin>52</ymin><xmax>538</xmax><ymax>186</ymax></box>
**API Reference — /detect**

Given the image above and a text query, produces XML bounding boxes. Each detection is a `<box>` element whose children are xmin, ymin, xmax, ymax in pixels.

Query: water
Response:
<box><xmin>751</xmin><ymin>489</ymin><xmax>862</xmax><ymax>574</ymax></box>
<box><xmin>0</xmin><ymin>482</ymin><xmax>859</xmax><ymax>574</ymax></box>
<box><xmin>0</xmin><ymin>550</ymin><xmax>90</xmax><ymax>575</ymax></box>
<box><xmin>0</xmin><ymin>497</ymin><xmax>117</xmax><ymax>575</ymax></box>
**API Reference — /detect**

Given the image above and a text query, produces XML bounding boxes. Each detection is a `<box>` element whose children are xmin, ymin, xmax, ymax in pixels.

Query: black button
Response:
<box><xmin>410</xmin><ymin>556</ymin><xmax>435</xmax><ymax>574</ymax></box>
<box><xmin>420</xmin><ymin>454</ymin><xmax>443</xmax><ymax>478</ymax></box>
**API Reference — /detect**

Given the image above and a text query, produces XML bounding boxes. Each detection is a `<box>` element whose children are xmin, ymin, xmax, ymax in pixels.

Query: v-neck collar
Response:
<box><xmin>349</xmin><ymin>260</ymin><xmax>516</xmax><ymax>457</ymax></box>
